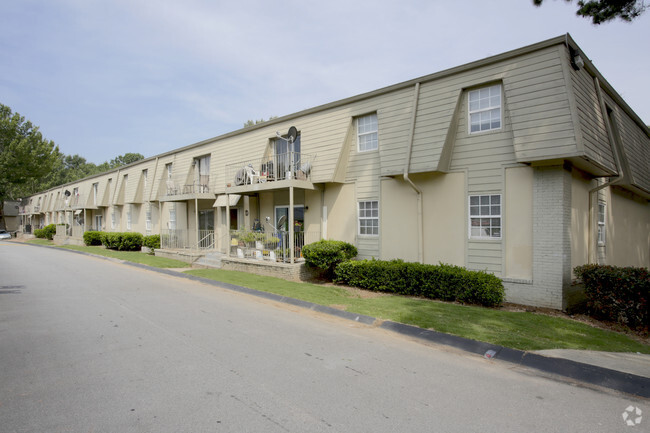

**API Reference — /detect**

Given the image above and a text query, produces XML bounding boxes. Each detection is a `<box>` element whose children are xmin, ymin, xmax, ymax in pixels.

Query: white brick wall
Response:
<box><xmin>504</xmin><ymin>165</ymin><xmax>571</xmax><ymax>309</ymax></box>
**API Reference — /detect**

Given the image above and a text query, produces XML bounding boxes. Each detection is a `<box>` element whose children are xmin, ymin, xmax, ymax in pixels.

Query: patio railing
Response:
<box><xmin>228</xmin><ymin>230</ymin><xmax>320</xmax><ymax>261</ymax></box>
<box><xmin>161</xmin><ymin>229</ymin><xmax>189</xmax><ymax>250</ymax></box>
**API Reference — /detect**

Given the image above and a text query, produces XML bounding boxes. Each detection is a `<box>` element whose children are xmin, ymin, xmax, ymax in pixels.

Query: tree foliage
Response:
<box><xmin>243</xmin><ymin>116</ymin><xmax>278</xmax><ymax>128</ymax></box>
<box><xmin>533</xmin><ymin>0</ymin><xmax>647</xmax><ymax>24</ymax></box>
<box><xmin>1</xmin><ymin>103</ymin><xmax>146</xmax><ymax>200</ymax></box>
<box><xmin>0</xmin><ymin>104</ymin><xmax>59</xmax><ymax>201</ymax></box>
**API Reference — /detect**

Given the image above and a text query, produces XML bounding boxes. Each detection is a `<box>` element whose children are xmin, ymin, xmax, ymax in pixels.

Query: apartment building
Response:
<box><xmin>19</xmin><ymin>34</ymin><xmax>649</xmax><ymax>310</ymax></box>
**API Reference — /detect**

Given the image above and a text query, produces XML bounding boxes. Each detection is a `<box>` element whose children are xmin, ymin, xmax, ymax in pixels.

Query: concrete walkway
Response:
<box><xmin>535</xmin><ymin>349</ymin><xmax>650</xmax><ymax>379</ymax></box>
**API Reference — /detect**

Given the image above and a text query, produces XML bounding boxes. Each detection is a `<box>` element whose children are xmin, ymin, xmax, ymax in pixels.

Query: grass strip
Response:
<box><xmin>27</xmin><ymin>240</ymin><xmax>190</xmax><ymax>269</ymax></box>
<box><xmin>186</xmin><ymin>268</ymin><xmax>649</xmax><ymax>353</ymax></box>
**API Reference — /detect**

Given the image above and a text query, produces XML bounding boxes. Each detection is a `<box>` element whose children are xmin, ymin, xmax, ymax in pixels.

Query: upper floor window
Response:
<box><xmin>357</xmin><ymin>114</ymin><xmax>378</xmax><ymax>152</ymax></box>
<box><xmin>166</xmin><ymin>163</ymin><xmax>173</xmax><ymax>179</ymax></box>
<box><xmin>469</xmin><ymin>84</ymin><xmax>502</xmax><ymax>133</ymax></box>
<box><xmin>469</xmin><ymin>194</ymin><xmax>501</xmax><ymax>239</ymax></box>
<box><xmin>196</xmin><ymin>156</ymin><xmax>210</xmax><ymax>192</ymax></box>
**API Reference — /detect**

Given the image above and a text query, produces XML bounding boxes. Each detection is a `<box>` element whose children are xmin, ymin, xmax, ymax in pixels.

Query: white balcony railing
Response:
<box><xmin>226</xmin><ymin>152</ymin><xmax>314</xmax><ymax>187</ymax></box>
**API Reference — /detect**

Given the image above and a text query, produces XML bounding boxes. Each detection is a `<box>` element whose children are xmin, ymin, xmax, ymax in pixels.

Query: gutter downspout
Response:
<box><xmin>403</xmin><ymin>82</ymin><xmax>423</xmax><ymax>263</ymax></box>
<box><xmin>588</xmin><ymin>76</ymin><xmax>629</xmax><ymax>263</ymax></box>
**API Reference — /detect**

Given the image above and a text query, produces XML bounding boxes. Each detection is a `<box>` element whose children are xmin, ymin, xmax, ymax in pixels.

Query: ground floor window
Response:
<box><xmin>126</xmin><ymin>204</ymin><xmax>132</xmax><ymax>230</ymax></box>
<box><xmin>169</xmin><ymin>204</ymin><xmax>176</xmax><ymax>230</ymax></box>
<box><xmin>597</xmin><ymin>201</ymin><xmax>606</xmax><ymax>245</ymax></box>
<box><xmin>358</xmin><ymin>200</ymin><xmax>379</xmax><ymax>236</ymax></box>
<box><xmin>469</xmin><ymin>194</ymin><xmax>501</xmax><ymax>239</ymax></box>
<box><xmin>95</xmin><ymin>215</ymin><xmax>103</xmax><ymax>231</ymax></box>
<box><xmin>146</xmin><ymin>205</ymin><xmax>152</xmax><ymax>232</ymax></box>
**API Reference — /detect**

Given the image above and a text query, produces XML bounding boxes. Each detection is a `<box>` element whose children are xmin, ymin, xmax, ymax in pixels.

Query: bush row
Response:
<box><xmin>334</xmin><ymin>259</ymin><xmax>505</xmax><ymax>307</ymax></box>
<box><xmin>81</xmin><ymin>231</ymin><xmax>160</xmax><ymax>252</ymax></box>
<box><xmin>574</xmin><ymin>264</ymin><xmax>648</xmax><ymax>331</ymax></box>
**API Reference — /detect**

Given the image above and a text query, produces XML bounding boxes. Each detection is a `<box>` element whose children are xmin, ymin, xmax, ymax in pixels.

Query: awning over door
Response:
<box><xmin>213</xmin><ymin>194</ymin><xmax>241</xmax><ymax>207</ymax></box>
<box><xmin>74</xmin><ymin>210</ymin><xmax>82</xmax><ymax>215</ymax></box>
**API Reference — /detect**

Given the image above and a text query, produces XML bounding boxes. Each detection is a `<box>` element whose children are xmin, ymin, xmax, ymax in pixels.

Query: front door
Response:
<box><xmin>198</xmin><ymin>209</ymin><xmax>214</xmax><ymax>249</ymax></box>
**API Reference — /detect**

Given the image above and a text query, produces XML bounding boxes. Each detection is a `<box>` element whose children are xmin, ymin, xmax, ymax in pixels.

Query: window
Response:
<box><xmin>146</xmin><ymin>204</ymin><xmax>152</xmax><ymax>232</ymax></box>
<box><xmin>358</xmin><ymin>200</ymin><xmax>379</xmax><ymax>236</ymax></box>
<box><xmin>597</xmin><ymin>201</ymin><xmax>606</xmax><ymax>245</ymax></box>
<box><xmin>357</xmin><ymin>114</ymin><xmax>378</xmax><ymax>152</ymax></box>
<box><xmin>111</xmin><ymin>210</ymin><xmax>116</xmax><ymax>230</ymax></box>
<box><xmin>169</xmin><ymin>204</ymin><xmax>176</xmax><ymax>230</ymax></box>
<box><xmin>166</xmin><ymin>163</ymin><xmax>173</xmax><ymax>179</ymax></box>
<box><xmin>196</xmin><ymin>156</ymin><xmax>210</xmax><ymax>192</ymax></box>
<box><xmin>469</xmin><ymin>84</ymin><xmax>501</xmax><ymax>133</ymax></box>
<box><xmin>469</xmin><ymin>195</ymin><xmax>501</xmax><ymax>239</ymax></box>
<box><xmin>142</xmin><ymin>169</ymin><xmax>148</xmax><ymax>195</ymax></box>
<box><xmin>126</xmin><ymin>204</ymin><xmax>132</xmax><ymax>230</ymax></box>
<box><xmin>93</xmin><ymin>183</ymin><xmax>99</xmax><ymax>206</ymax></box>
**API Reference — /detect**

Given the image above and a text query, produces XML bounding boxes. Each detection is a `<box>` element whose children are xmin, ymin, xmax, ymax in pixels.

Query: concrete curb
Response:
<box><xmin>18</xmin><ymin>242</ymin><xmax>650</xmax><ymax>398</ymax></box>
<box><xmin>378</xmin><ymin>321</ymin><xmax>650</xmax><ymax>398</ymax></box>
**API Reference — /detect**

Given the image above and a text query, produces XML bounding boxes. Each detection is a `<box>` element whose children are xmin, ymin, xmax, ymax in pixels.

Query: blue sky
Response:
<box><xmin>1</xmin><ymin>0</ymin><xmax>649</xmax><ymax>164</ymax></box>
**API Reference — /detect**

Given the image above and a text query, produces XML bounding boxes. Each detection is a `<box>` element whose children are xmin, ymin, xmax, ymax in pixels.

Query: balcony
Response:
<box><xmin>225</xmin><ymin>152</ymin><xmax>316</xmax><ymax>193</ymax></box>
<box><xmin>161</xmin><ymin>176</ymin><xmax>215</xmax><ymax>202</ymax></box>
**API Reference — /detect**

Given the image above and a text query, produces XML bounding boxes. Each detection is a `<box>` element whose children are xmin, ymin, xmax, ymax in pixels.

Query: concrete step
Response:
<box><xmin>194</xmin><ymin>251</ymin><xmax>224</xmax><ymax>269</ymax></box>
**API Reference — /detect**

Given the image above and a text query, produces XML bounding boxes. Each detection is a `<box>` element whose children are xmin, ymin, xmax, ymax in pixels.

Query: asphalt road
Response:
<box><xmin>0</xmin><ymin>242</ymin><xmax>647</xmax><ymax>433</ymax></box>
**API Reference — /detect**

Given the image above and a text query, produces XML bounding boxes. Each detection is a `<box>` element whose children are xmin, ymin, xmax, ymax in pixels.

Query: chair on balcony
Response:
<box><xmin>244</xmin><ymin>164</ymin><xmax>260</xmax><ymax>185</ymax></box>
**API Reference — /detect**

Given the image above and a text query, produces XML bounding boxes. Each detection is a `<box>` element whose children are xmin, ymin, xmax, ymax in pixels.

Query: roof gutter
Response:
<box><xmin>403</xmin><ymin>82</ymin><xmax>423</xmax><ymax>263</ymax></box>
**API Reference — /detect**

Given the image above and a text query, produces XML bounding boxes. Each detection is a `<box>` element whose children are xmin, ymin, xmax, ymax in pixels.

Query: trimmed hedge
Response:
<box><xmin>143</xmin><ymin>234</ymin><xmax>161</xmax><ymax>250</ymax></box>
<box><xmin>574</xmin><ymin>264</ymin><xmax>648</xmax><ymax>331</ymax></box>
<box><xmin>302</xmin><ymin>240</ymin><xmax>358</xmax><ymax>278</ymax></box>
<box><xmin>34</xmin><ymin>228</ymin><xmax>46</xmax><ymax>239</ymax></box>
<box><xmin>83</xmin><ymin>231</ymin><xmax>103</xmax><ymax>246</ymax></box>
<box><xmin>37</xmin><ymin>224</ymin><xmax>57</xmax><ymax>240</ymax></box>
<box><xmin>100</xmin><ymin>232</ymin><xmax>144</xmax><ymax>251</ymax></box>
<box><xmin>334</xmin><ymin>259</ymin><xmax>505</xmax><ymax>307</ymax></box>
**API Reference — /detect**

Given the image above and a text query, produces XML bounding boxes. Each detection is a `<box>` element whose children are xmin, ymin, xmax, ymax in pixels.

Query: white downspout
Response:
<box><xmin>403</xmin><ymin>82</ymin><xmax>423</xmax><ymax>263</ymax></box>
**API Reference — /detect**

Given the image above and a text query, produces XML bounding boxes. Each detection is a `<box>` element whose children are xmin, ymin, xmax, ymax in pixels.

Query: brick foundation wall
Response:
<box><xmin>221</xmin><ymin>258</ymin><xmax>321</xmax><ymax>282</ymax></box>
<box><xmin>505</xmin><ymin>165</ymin><xmax>571</xmax><ymax>310</ymax></box>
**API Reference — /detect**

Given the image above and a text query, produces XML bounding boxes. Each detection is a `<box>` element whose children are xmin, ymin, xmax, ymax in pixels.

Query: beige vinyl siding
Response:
<box><xmin>602</xmin><ymin>92</ymin><xmax>650</xmax><ymax>192</ymax></box>
<box><xmin>569</xmin><ymin>62</ymin><xmax>616</xmax><ymax>172</ymax></box>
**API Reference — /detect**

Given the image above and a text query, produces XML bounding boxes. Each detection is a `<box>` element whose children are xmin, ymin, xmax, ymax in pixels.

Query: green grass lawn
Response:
<box><xmin>27</xmin><ymin>240</ymin><xmax>190</xmax><ymax>268</ymax></box>
<box><xmin>186</xmin><ymin>268</ymin><xmax>650</xmax><ymax>353</ymax></box>
<box><xmin>25</xmin><ymin>239</ymin><xmax>648</xmax><ymax>353</ymax></box>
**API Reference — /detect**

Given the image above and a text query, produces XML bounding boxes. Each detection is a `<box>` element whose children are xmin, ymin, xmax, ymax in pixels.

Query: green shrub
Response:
<box><xmin>43</xmin><ymin>224</ymin><xmax>57</xmax><ymax>240</ymax></box>
<box><xmin>574</xmin><ymin>264</ymin><xmax>648</xmax><ymax>331</ymax></box>
<box><xmin>34</xmin><ymin>228</ymin><xmax>46</xmax><ymax>239</ymax></box>
<box><xmin>334</xmin><ymin>259</ymin><xmax>504</xmax><ymax>307</ymax></box>
<box><xmin>143</xmin><ymin>234</ymin><xmax>161</xmax><ymax>250</ymax></box>
<box><xmin>100</xmin><ymin>232</ymin><xmax>144</xmax><ymax>251</ymax></box>
<box><xmin>83</xmin><ymin>231</ymin><xmax>103</xmax><ymax>246</ymax></box>
<box><xmin>302</xmin><ymin>240</ymin><xmax>358</xmax><ymax>278</ymax></box>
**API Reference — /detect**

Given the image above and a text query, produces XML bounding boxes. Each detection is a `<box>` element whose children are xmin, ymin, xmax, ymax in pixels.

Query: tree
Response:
<box><xmin>243</xmin><ymin>116</ymin><xmax>278</xmax><ymax>128</ymax></box>
<box><xmin>533</xmin><ymin>0</ymin><xmax>647</xmax><ymax>24</ymax></box>
<box><xmin>0</xmin><ymin>104</ymin><xmax>59</xmax><ymax>202</ymax></box>
<box><xmin>109</xmin><ymin>152</ymin><xmax>145</xmax><ymax>168</ymax></box>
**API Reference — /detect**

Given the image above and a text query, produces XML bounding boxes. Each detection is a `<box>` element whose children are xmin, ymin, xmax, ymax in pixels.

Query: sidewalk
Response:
<box><xmin>535</xmin><ymin>349</ymin><xmax>650</xmax><ymax>379</ymax></box>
